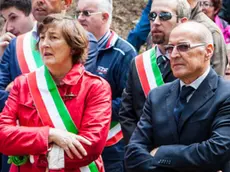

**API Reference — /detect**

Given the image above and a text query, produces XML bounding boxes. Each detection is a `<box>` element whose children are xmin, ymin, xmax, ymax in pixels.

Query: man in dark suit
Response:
<box><xmin>119</xmin><ymin>0</ymin><xmax>191</xmax><ymax>145</ymax></box>
<box><xmin>125</xmin><ymin>21</ymin><xmax>230</xmax><ymax>172</ymax></box>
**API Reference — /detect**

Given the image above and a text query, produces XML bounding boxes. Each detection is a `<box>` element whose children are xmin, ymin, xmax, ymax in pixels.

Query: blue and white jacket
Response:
<box><xmin>85</xmin><ymin>31</ymin><xmax>137</xmax><ymax>160</ymax></box>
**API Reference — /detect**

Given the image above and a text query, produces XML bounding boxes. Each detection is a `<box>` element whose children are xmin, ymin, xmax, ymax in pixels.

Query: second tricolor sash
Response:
<box><xmin>27</xmin><ymin>66</ymin><xmax>98</xmax><ymax>172</ymax></box>
<box><xmin>105</xmin><ymin>31</ymin><xmax>123</xmax><ymax>147</ymax></box>
<box><xmin>16</xmin><ymin>31</ymin><xmax>43</xmax><ymax>74</ymax></box>
<box><xmin>135</xmin><ymin>47</ymin><xmax>164</xmax><ymax>97</ymax></box>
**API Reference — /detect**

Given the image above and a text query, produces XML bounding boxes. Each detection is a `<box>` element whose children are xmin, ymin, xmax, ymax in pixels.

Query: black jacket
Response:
<box><xmin>119</xmin><ymin>49</ymin><xmax>176</xmax><ymax>145</ymax></box>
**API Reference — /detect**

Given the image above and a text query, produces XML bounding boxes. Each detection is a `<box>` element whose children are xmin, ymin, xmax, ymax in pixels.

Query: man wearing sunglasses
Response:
<box><xmin>119</xmin><ymin>0</ymin><xmax>190</xmax><ymax>145</ymax></box>
<box><xmin>76</xmin><ymin>0</ymin><xmax>137</xmax><ymax>172</ymax></box>
<box><xmin>125</xmin><ymin>21</ymin><xmax>230</xmax><ymax>172</ymax></box>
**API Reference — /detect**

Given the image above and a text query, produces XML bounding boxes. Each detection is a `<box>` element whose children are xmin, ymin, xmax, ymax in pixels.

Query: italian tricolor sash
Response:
<box><xmin>16</xmin><ymin>31</ymin><xmax>43</xmax><ymax>74</ymax></box>
<box><xmin>106</xmin><ymin>121</ymin><xmax>123</xmax><ymax>147</ymax></box>
<box><xmin>135</xmin><ymin>47</ymin><xmax>164</xmax><ymax>97</ymax></box>
<box><xmin>105</xmin><ymin>31</ymin><xmax>123</xmax><ymax>147</ymax></box>
<box><xmin>27</xmin><ymin>66</ymin><xmax>99</xmax><ymax>172</ymax></box>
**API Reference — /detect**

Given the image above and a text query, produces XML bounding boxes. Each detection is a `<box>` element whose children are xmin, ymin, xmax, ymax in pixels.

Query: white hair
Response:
<box><xmin>97</xmin><ymin>0</ymin><xmax>113</xmax><ymax>25</ymax></box>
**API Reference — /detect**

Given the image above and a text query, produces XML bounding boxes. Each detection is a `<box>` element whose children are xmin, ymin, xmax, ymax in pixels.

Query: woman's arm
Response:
<box><xmin>64</xmin><ymin>77</ymin><xmax>112</xmax><ymax>168</ymax></box>
<box><xmin>0</xmin><ymin>75</ymin><xmax>49</xmax><ymax>156</ymax></box>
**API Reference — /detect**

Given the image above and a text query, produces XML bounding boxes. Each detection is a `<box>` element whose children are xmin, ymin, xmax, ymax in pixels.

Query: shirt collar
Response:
<box><xmin>156</xmin><ymin>46</ymin><xmax>169</xmax><ymax>60</ymax></box>
<box><xmin>180</xmin><ymin>66</ymin><xmax>210</xmax><ymax>90</ymax></box>
<box><xmin>98</xmin><ymin>31</ymin><xmax>111</xmax><ymax>50</ymax></box>
<box><xmin>32</xmin><ymin>21</ymin><xmax>39</xmax><ymax>42</ymax></box>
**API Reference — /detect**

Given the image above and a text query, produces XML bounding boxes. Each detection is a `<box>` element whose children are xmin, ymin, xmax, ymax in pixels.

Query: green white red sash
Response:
<box><xmin>16</xmin><ymin>31</ymin><xmax>43</xmax><ymax>74</ymax></box>
<box><xmin>135</xmin><ymin>47</ymin><xmax>164</xmax><ymax>97</ymax></box>
<box><xmin>106</xmin><ymin>122</ymin><xmax>123</xmax><ymax>146</ymax></box>
<box><xmin>104</xmin><ymin>31</ymin><xmax>123</xmax><ymax>147</ymax></box>
<box><xmin>27</xmin><ymin>66</ymin><xmax>99</xmax><ymax>171</ymax></box>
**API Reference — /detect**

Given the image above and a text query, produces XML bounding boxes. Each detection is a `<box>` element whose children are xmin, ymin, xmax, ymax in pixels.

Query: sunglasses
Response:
<box><xmin>164</xmin><ymin>42</ymin><xmax>206</xmax><ymax>55</ymax></box>
<box><xmin>75</xmin><ymin>10</ymin><xmax>102</xmax><ymax>18</ymax></box>
<box><xmin>148</xmin><ymin>12</ymin><xmax>174</xmax><ymax>22</ymax></box>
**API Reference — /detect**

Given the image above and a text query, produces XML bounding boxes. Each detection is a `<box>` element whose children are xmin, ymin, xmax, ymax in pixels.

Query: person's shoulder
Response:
<box><xmin>196</xmin><ymin>12</ymin><xmax>223</xmax><ymax>35</ymax></box>
<box><xmin>87</xmin><ymin>32</ymin><xmax>97</xmax><ymax>43</ymax></box>
<box><xmin>8</xmin><ymin>33</ymin><xmax>27</xmax><ymax>49</ymax></box>
<box><xmin>83</xmin><ymin>70</ymin><xmax>110</xmax><ymax>88</ymax></box>
<box><xmin>148</xmin><ymin>80</ymin><xmax>178</xmax><ymax>97</ymax></box>
<box><xmin>130</xmin><ymin>48</ymin><xmax>153</xmax><ymax>68</ymax></box>
<box><xmin>218</xmin><ymin>76</ymin><xmax>230</xmax><ymax>90</ymax></box>
<box><xmin>11</xmin><ymin>73</ymin><xmax>29</xmax><ymax>89</ymax></box>
<box><xmin>114</xmin><ymin>34</ymin><xmax>137</xmax><ymax>54</ymax></box>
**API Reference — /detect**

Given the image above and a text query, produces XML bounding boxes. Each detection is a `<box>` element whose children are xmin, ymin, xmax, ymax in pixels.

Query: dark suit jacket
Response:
<box><xmin>119</xmin><ymin>51</ymin><xmax>176</xmax><ymax>144</ymax></box>
<box><xmin>125</xmin><ymin>69</ymin><xmax>230</xmax><ymax>172</ymax></box>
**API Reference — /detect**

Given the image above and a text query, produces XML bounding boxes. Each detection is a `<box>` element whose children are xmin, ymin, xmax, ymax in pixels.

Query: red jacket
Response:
<box><xmin>0</xmin><ymin>63</ymin><xmax>112</xmax><ymax>172</ymax></box>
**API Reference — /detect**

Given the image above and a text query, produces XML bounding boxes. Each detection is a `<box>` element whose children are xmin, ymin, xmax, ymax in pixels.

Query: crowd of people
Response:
<box><xmin>0</xmin><ymin>0</ymin><xmax>229</xmax><ymax>171</ymax></box>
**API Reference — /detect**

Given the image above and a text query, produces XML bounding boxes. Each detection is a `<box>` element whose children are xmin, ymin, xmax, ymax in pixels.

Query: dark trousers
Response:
<box><xmin>1</xmin><ymin>155</ymin><xmax>10</xmax><ymax>172</ymax></box>
<box><xmin>103</xmin><ymin>159</ymin><xmax>126</xmax><ymax>172</ymax></box>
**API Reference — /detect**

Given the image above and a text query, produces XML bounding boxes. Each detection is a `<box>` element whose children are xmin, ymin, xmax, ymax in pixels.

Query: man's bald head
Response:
<box><xmin>171</xmin><ymin>21</ymin><xmax>213</xmax><ymax>45</ymax></box>
<box><xmin>168</xmin><ymin>21</ymin><xmax>214</xmax><ymax>84</ymax></box>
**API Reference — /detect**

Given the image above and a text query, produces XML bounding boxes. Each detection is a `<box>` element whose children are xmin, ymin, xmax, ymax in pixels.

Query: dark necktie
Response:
<box><xmin>157</xmin><ymin>55</ymin><xmax>168</xmax><ymax>73</ymax></box>
<box><xmin>173</xmin><ymin>86</ymin><xmax>195</xmax><ymax>123</ymax></box>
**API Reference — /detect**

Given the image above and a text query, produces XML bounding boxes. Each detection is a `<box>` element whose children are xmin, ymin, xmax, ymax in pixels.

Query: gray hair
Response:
<box><xmin>97</xmin><ymin>0</ymin><xmax>113</xmax><ymax>25</ymax></box>
<box><xmin>176</xmin><ymin>0</ymin><xmax>191</xmax><ymax>19</ymax></box>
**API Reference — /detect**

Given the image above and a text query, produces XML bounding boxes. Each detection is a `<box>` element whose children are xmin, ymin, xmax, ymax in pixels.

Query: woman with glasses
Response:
<box><xmin>0</xmin><ymin>14</ymin><xmax>111</xmax><ymax>172</ymax></box>
<box><xmin>199</xmin><ymin>0</ymin><xmax>230</xmax><ymax>44</ymax></box>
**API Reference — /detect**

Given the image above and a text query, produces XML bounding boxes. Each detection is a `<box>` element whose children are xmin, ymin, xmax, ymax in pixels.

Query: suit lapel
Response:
<box><xmin>178</xmin><ymin>69</ymin><xmax>218</xmax><ymax>133</ymax></box>
<box><xmin>166</xmin><ymin>80</ymin><xmax>180</xmax><ymax>142</ymax></box>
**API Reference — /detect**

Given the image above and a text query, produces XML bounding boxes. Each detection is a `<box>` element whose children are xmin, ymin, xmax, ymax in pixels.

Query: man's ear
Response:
<box><xmin>180</xmin><ymin>17</ymin><xmax>188</xmax><ymax>23</ymax></box>
<box><xmin>102</xmin><ymin>12</ymin><xmax>110</xmax><ymax>22</ymax></box>
<box><xmin>205</xmin><ymin>44</ymin><xmax>214</xmax><ymax>61</ymax></box>
<box><xmin>61</xmin><ymin>0</ymin><xmax>71</xmax><ymax>13</ymax></box>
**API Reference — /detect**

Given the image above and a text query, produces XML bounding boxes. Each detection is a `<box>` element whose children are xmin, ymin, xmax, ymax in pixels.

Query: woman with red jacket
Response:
<box><xmin>0</xmin><ymin>14</ymin><xmax>111</xmax><ymax>172</ymax></box>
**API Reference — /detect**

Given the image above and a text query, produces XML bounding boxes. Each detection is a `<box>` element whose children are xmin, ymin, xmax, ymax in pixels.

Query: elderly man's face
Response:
<box><xmin>150</xmin><ymin>0</ymin><xmax>178</xmax><ymax>45</ymax></box>
<box><xmin>168</xmin><ymin>29</ymin><xmax>209</xmax><ymax>83</ymax></box>
<box><xmin>77</xmin><ymin>0</ymin><xmax>103</xmax><ymax>39</ymax></box>
<box><xmin>32</xmin><ymin>0</ymin><xmax>64</xmax><ymax>22</ymax></box>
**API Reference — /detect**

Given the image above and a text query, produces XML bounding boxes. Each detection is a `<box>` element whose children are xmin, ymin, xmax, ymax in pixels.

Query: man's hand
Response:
<box><xmin>48</xmin><ymin>128</ymin><xmax>92</xmax><ymax>159</ymax></box>
<box><xmin>0</xmin><ymin>32</ymin><xmax>15</xmax><ymax>57</ymax></box>
<box><xmin>150</xmin><ymin>147</ymin><xmax>159</xmax><ymax>156</ymax></box>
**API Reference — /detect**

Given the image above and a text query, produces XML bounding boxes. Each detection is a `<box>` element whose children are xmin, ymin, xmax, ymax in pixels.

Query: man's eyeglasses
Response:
<box><xmin>164</xmin><ymin>42</ymin><xmax>206</xmax><ymax>55</ymax></box>
<box><xmin>148</xmin><ymin>12</ymin><xmax>174</xmax><ymax>22</ymax></box>
<box><xmin>199</xmin><ymin>1</ymin><xmax>214</xmax><ymax>8</ymax></box>
<box><xmin>75</xmin><ymin>10</ymin><xmax>102</xmax><ymax>18</ymax></box>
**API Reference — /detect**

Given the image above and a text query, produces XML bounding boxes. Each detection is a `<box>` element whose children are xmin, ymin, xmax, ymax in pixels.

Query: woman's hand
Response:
<box><xmin>48</xmin><ymin>128</ymin><xmax>92</xmax><ymax>159</ymax></box>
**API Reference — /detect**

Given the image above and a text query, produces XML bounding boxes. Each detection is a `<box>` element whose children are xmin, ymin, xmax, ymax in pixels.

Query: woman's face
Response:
<box><xmin>39</xmin><ymin>24</ymin><xmax>72</xmax><ymax>69</ymax></box>
<box><xmin>199</xmin><ymin>0</ymin><xmax>216</xmax><ymax>20</ymax></box>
